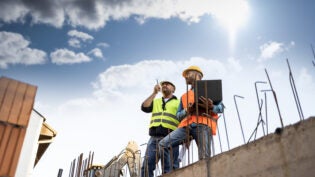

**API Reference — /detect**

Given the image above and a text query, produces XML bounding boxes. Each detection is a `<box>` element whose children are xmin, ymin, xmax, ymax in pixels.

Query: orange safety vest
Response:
<box><xmin>178</xmin><ymin>90</ymin><xmax>219</xmax><ymax>135</ymax></box>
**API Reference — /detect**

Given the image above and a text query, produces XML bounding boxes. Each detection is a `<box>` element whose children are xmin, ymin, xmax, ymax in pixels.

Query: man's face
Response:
<box><xmin>161</xmin><ymin>82</ymin><xmax>174</xmax><ymax>96</ymax></box>
<box><xmin>184</xmin><ymin>70</ymin><xmax>201</xmax><ymax>84</ymax></box>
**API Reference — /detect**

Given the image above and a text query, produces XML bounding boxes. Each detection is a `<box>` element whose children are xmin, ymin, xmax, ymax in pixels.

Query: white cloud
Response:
<box><xmin>67</xmin><ymin>30</ymin><xmax>94</xmax><ymax>41</ymax></box>
<box><xmin>68</xmin><ymin>38</ymin><xmax>81</xmax><ymax>48</ymax></box>
<box><xmin>258</xmin><ymin>41</ymin><xmax>286</xmax><ymax>62</ymax></box>
<box><xmin>67</xmin><ymin>30</ymin><xmax>94</xmax><ymax>48</ymax></box>
<box><xmin>88</xmin><ymin>48</ymin><xmax>103</xmax><ymax>59</ymax></box>
<box><xmin>0</xmin><ymin>0</ymin><xmax>249</xmax><ymax>30</ymax></box>
<box><xmin>50</xmin><ymin>48</ymin><xmax>92</xmax><ymax>65</ymax></box>
<box><xmin>0</xmin><ymin>31</ymin><xmax>47</xmax><ymax>69</ymax></box>
<box><xmin>97</xmin><ymin>42</ymin><xmax>110</xmax><ymax>48</ymax></box>
<box><xmin>257</xmin><ymin>41</ymin><xmax>295</xmax><ymax>63</ymax></box>
<box><xmin>92</xmin><ymin>57</ymin><xmax>226</xmax><ymax>103</ymax></box>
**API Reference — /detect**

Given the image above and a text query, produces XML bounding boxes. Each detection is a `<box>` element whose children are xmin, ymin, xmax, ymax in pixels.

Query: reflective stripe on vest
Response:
<box><xmin>150</xmin><ymin>118</ymin><xmax>178</xmax><ymax>128</ymax></box>
<box><xmin>149</xmin><ymin>98</ymin><xmax>180</xmax><ymax>131</ymax></box>
<box><xmin>178</xmin><ymin>90</ymin><xmax>219</xmax><ymax>135</ymax></box>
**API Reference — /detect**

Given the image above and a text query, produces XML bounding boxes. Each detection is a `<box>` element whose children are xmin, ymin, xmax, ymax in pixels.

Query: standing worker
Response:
<box><xmin>141</xmin><ymin>80</ymin><xmax>180</xmax><ymax>177</ymax></box>
<box><xmin>159</xmin><ymin>66</ymin><xmax>224</xmax><ymax>172</ymax></box>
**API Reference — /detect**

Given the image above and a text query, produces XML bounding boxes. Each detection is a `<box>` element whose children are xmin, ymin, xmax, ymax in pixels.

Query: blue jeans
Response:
<box><xmin>159</xmin><ymin>123</ymin><xmax>212</xmax><ymax>172</ymax></box>
<box><xmin>141</xmin><ymin>136</ymin><xmax>179</xmax><ymax>177</ymax></box>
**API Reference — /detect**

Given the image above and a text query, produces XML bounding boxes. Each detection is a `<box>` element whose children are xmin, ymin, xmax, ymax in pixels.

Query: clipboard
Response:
<box><xmin>194</xmin><ymin>80</ymin><xmax>222</xmax><ymax>105</ymax></box>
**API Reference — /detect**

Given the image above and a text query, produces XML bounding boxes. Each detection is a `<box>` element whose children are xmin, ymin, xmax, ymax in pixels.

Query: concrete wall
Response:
<box><xmin>163</xmin><ymin>116</ymin><xmax>315</xmax><ymax>177</ymax></box>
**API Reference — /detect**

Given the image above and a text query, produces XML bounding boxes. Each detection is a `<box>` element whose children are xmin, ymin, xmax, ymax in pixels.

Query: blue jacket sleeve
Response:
<box><xmin>176</xmin><ymin>99</ymin><xmax>187</xmax><ymax>122</ymax></box>
<box><xmin>212</xmin><ymin>102</ymin><xmax>224</xmax><ymax>114</ymax></box>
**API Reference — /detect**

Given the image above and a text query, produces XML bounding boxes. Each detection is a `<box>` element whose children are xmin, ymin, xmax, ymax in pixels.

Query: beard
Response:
<box><xmin>185</xmin><ymin>77</ymin><xmax>196</xmax><ymax>85</ymax></box>
<box><xmin>162</xmin><ymin>88</ymin><xmax>172</xmax><ymax>96</ymax></box>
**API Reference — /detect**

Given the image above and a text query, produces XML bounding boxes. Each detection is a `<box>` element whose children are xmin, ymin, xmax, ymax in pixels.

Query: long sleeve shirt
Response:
<box><xmin>176</xmin><ymin>98</ymin><xmax>224</xmax><ymax>121</ymax></box>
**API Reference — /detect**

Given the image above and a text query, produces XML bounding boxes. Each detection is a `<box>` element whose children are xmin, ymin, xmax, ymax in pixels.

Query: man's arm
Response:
<box><xmin>141</xmin><ymin>84</ymin><xmax>160</xmax><ymax>113</ymax></box>
<box><xmin>141</xmin><ymin>93</ymin><xmax>156</xmax><ymax>113</ymax></box>
<box><xmin>176</xmin><ymin>99</ymin><xmax>186</xmax><ymax>121</ymax></box>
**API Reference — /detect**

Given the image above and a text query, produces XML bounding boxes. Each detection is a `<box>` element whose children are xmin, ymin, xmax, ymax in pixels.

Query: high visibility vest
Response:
<box><xmin>149</xmin><ymin>98</ymin><xmax>180</xmax><ymax>131</ymax></box>
<box><xmin>178</xmin><ymin>90</ymin><xmax>219</xmax><ymax>135</ymax></box>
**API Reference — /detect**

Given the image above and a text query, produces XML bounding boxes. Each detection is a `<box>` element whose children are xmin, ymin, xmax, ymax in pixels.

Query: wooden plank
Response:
<box><xmin>8</xmin><ymin>128</ymin><xmax>26</xmax><ymax>177</ymax></box>
<box><xmin>0</xmin><ymin>77</ymin><xmax>37</xmax><ymax>176</ymax></box>
<box><xmin>0</xmin><ymin>79</ymin><xmax>18</xmax><ymax>124</ymax></box>
<box><xmin>0</xmin><ymin>126</ymin><xmax>26</xmax><ymax>177</ymax></box>
<box><xmin>18</xmin><ymin>84</ymin><xmax>37</xmax><ymax>126</ymax></box>
<box><xmin>0</xmin><ymin>77</ymin><xmax>9</xmax><ymax>115</ymax></box>
<box><xmin>0</xmin><ymin>123</ymin><xmax>4</xmax><ymax>143</ymax></box>
<box><xmin>2</xmin><ymin>78</ymin><xmax>19</xmax><ymax>121</ymax></box>
<box><xmin>7</xmin><ymin>82</ymin><xmax>27</xmax><ymax>126</ymax></box>
<box><xmin>0</xmin><ymin>125</ymin><xmax>13</xmax><ymax>176</ymax></box>
<box><xmin>0</xmin><ymin>125</ymin><xmax>11</xmax><ymax>170</ymax></box>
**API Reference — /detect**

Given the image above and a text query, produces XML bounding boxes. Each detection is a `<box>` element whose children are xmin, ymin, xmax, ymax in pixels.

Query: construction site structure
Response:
<box><xmin>94</xmin><ymin>141</ymin><xmax>141</xmax><ymax>177</ymax></box>
<box><xmin>68</xmin><ymin>141</ymin><xmax>141</xmax><ymax>177</ymax></box>
<box><xmin>71</xmin><ymin>116</ymin><xmax>315</xmax><ymax>177</ymax></box>
<box><xmin>0</xmin><ymin>76</ymin><xmax>57</xmax><ymax>177</ymax></box>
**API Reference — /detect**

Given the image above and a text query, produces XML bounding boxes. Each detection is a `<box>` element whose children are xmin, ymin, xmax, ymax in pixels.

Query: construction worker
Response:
<box><xmin>141</xmin><ymin>81</ymin><xmax>180</xmax><ymax>177</ymax></box>
<box><xmin>159</xmin><ymin>65</ymin><xmax>224</xmax><ymax>171</ymax></box>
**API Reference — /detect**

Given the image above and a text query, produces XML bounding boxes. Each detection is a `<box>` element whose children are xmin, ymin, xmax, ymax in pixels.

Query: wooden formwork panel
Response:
<box><xmin>0</xmin><ymin>76</ymin><xmax>37</xmax><ymax>177</ymax></box>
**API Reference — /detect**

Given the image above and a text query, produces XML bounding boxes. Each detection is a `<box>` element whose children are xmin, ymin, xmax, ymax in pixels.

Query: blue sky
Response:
<box><xmin>1</xmin><ymin>0</ymin><xmax>315</xmax><ymax>176</ymax></box>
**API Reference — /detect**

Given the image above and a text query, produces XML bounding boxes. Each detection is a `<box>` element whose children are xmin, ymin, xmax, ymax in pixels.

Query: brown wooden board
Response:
<box><xmin>8</xmin><ymin>82</ymin><xmax>27</xmax><ymax>125</ymax></box>
<box><xmin>0</xmin><ymin>76</ymin><xmax>37</xmax><ymax>177</ymax></box>
<box><xmin>18</xmin><ymin>84</ymin><xmax>37</xmax><ymax>126</ymax></box>
<box><xmin>0</xmin><ymin>125</ymin><xmax>11</xmax><ymax>171</ymax></box>
<box><xmin>9</xmin><ymin>128</ymin><xmax>27</xmax><ymax>177</ymax></box>
<box><xmin>0</xmin><ymin>77</ymin><xmax>10</xmax><ymax>121</ymax></box>
<box><xmin>0</xmin><ymin>77</ymin><xmax>18</xmax><ymax>123</ymax></box>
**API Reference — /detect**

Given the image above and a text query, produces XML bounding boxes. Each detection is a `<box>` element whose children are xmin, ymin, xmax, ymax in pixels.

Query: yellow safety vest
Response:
<box><xmin>150</xmin><ymin>98</ymin><xmax>180</xmax><ymax>131</ymax></box>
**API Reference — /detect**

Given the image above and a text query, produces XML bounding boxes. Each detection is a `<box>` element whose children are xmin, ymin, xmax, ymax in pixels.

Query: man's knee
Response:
<box><xmin>158</xmin><ymin>139</ymin><xmax>166</xmax><ymax>149</ymax></box>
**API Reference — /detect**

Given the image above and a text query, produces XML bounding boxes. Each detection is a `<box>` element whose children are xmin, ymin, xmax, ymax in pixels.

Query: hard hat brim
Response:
<box><xmin>182</xmin><ymin>67</ymin><xmax>203</xmax><ymax>77</ymax></box>
<box><xmin>160</xmin><ymin>81</ymin><xmax>176</xmax><ymax>91</ymax></box>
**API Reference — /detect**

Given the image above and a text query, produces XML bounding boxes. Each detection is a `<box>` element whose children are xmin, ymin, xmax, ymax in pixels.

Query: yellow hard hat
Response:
<box><xmin>160</xmin><ymin>81</ymin><xmax>176</xmax><ymax>91</ymax></box>
<box><xmin>182</xmin><ymin>65</ymin><xmax>203</xmax><ymax>77</ymax></box>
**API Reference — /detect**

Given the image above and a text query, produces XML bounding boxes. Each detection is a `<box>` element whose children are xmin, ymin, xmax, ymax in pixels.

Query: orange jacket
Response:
<box><xmin>178</xmin><ymin>90</ymin><xmax>219</xmax><ymax>135</ymax></box>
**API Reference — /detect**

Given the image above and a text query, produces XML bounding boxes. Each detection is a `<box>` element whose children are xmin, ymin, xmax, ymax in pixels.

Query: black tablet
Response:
<box><xmin>194</xmin><ymin>80</ymin><xmax>222</xmax><ymax>105</ymax></box>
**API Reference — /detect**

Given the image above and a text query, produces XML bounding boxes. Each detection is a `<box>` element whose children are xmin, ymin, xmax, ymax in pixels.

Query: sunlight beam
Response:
<box><xmin>213</xmin><ymin>0</ymin><xmax>250</xmax><ymax>52</ymax></box>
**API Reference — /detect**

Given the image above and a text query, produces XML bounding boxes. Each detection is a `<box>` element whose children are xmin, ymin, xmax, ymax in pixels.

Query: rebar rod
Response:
<box><xmin>234</xmin><ymin>95</ymin><xmax>246</xmax><ymax>144</ymax></box>
<box><xmin>247</xmin><ymin>99</ymin><xmax>264</xmax><ymax>143</ymax></box>
<box><xmin>264</xmin><ymin>92</ymin><xmax>268</xmax><ymax>134</ymax></box>
<box><xmin>254</xmin><ymin>99</ymin><xmax>265</xmax><ymax>139</ymax></box>
<box><xmin>286</xmin><ymin>59</ymin><xmax>304</xmax><ymax>121</ymax></box>
<box><xmin>254</xmin><ymin>81</ymin><xmax>267</xmax><ymax>136</ymax></box>
<box><xmin>216</xmin><ymin>118</ymin><xmax>223</xmax><ymax>153</ymax></box>
<box><xmin>264</xmin><ymin>69</ymin><xmax>284</xmax><ymax>128</ymax></box>
<box><xmin>261</xmin><ymin>89</ymin><xmax>273</xmax><ymax>135</ymax></box>
<box><xmin>222</xmin><ymin>111</ymin><xmax>230</xmax><ymax>150</ymax></box>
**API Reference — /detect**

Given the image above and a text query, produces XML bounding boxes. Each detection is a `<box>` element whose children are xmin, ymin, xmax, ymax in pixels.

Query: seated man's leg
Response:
<box><xmin>191</xmin><ymin>123</ymin><xmax>212</xmax><ymax>160</ymax></box>
<box><xmin>159</xmin><ymin>127</ymin><xmax>187</xmax><ymax>174</ymax></box>
<box><xmin>141</xmin><ymin>137</ymin><xmax>160</xmax><ymax>177</ymax></box>
<box><xmin>172</xmin><ymin>145</ymin><xmax>179</xmax><ymax>169</ymax></box>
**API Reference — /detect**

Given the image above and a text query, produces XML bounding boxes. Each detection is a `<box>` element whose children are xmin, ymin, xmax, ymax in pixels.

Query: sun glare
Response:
<box><xmin>214</xmin><ymin>0</ymin><xmax>250</xmax><ymax>52</ymax></box>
